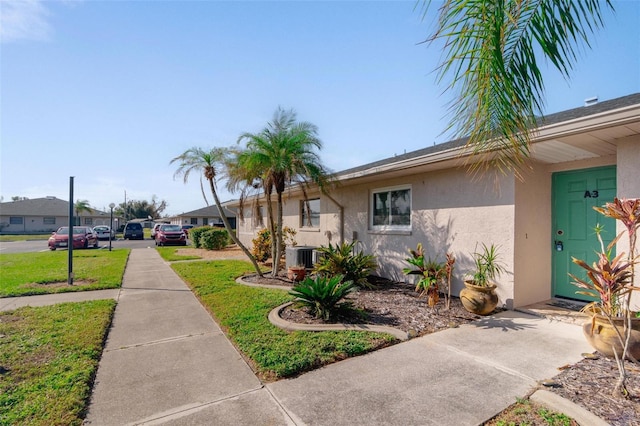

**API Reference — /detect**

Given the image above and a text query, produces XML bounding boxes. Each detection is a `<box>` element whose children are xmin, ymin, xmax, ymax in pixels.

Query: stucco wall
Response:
<box><xmin>616</xmin><ymin>135</ymin><xmax>640</xmax><ymax>310</ymax></box>
<box><xmin>513</xmin><ymin>164</ymin><xmax>552</xmax><ymax>308</ymax></box>
<box><xmin>263</xmin><ymin>167</ymin><xmax>518</xmax><ymax>308</ymax></box>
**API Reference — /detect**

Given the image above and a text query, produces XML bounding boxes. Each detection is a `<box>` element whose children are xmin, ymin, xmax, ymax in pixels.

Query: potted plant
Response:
<box><xmin>571</xmin><ymin>198</ymin><xmax>640</xmax><ymax>360</ymax></box>
<box><xmin>570</xmin><ymin>198</ymin><xmax>640</xmax><ymax>396</ymax></box>
<box><xmin>460</xmin><ymin>243</ymin><xmax>505</xmax><ymax>315</ymax></box>
<box><xmin>287</xmin><ymin>264</ymin><xmax>307</xmax><ymax>282</ymax></box>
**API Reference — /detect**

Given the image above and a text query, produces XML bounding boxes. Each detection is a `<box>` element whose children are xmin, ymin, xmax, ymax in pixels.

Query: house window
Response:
<box><xmin>84</xmin><ymin>218</ymin><xmax>93</xmax><ymax>225</ymax></box>
<box><xmin>190</xmin><ymin>218</ymin><xmax>198</xmax><ymax>225</ymax></box>
<box><xmin>301</xmin><ymin>198</ymin><xmax>320</xmax><ymax>228</ymax></box>
<box><xmin>203</xmin><ymin>218</ymin><xmax>209</xmax><ymax>226</ymax></box>
<box><xmin>10</xmin><ymin>216</ymin><xmax>23</xmax><ymax>225</ymax></box>
<box><xmin>43</xmin><ymin>217</ymin><xmax>56</xmax><ymax>225</ymax></box>
<box><xmin>371</xmin><ymin>186</ymin><xmax>411</xmax><ymax>229</ymax></box>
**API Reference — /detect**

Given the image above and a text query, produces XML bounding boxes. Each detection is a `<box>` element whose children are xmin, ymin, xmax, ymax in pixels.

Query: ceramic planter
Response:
<box><xmin>460</xmin><ymin>280</ymin><xmax>498</xmax><ymax>315</ymax></box>
<box><xmin>583</xmin><ymin>314</ymin><xmax>640</xmax><ymax>360</ymax></box>
<box><xmin>287</xmin><ymin>266</ymin><xmax>306</xmax><ymax>282</ymax></box>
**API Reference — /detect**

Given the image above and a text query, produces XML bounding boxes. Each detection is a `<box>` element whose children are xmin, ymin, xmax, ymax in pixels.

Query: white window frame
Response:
<box><xmin>300</xmin><ymin>198</ymin><xmax>320</xmax><ymax>228</ymax></box>
<box><xmin>43</xmin><ymin>217</ymin><xmax>56</xmax><ymax>225</ymax></box>
<box><xmin>9</xmin><ymin>216</ymin><xmax>23</xmax><ymax>225</ymax></box>
<box><xmin>370</xmin><ymin>185</ymin><xmax>412</xmax><ymax>231</ymax></box>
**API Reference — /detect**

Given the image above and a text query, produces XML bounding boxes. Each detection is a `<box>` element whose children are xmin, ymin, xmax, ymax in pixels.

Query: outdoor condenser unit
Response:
<box><xmin>285</xmin><ymin>246</ymin><xmax>316</xmax><ymax>269</ymax></box>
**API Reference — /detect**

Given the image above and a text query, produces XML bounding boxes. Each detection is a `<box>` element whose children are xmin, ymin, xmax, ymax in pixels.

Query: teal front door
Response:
<box><xmin>552</xmin><ymin>166</ymin><xmax>617</xmax><ymax>300</ymax></box>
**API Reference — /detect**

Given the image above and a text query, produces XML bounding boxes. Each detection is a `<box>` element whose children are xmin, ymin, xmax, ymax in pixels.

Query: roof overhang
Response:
<box><xmin>336</xmin><ymin>100</ymin><xmax>640</xmax><ymax>185</ymax></box>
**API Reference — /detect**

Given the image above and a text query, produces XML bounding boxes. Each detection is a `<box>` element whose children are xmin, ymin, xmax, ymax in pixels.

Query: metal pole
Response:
<box><xmin>68</xmin><ymin>176</ymin><xmax>74</xmax><ymax>285</ymax></box>
<box><xmin>109</xmin><ymin>203</ymin><xmax>115</xmax><ymax>251</ymax></box>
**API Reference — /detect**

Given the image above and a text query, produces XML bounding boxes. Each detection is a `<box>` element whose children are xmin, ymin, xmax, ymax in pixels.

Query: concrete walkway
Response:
<box><xmin>2</xmin><ymin>248</ymin><xmax>603</xmax><ymax>425</ymax></box>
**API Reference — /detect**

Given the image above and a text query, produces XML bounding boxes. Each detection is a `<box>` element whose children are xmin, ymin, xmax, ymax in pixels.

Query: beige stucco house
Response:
<box><xmin>0</xmin><ymin>196</ymin><xmax>119</xmax><ymax>233</ymax></box>
<box><xmin>227</xmin><ymin>93</ymin><xmax>640</xmax><ymax>310</ymax></box>
<box><xmin>169</xmin><ymin>205</ymin><xmax>237</xmax><ymax>229</ymax></box>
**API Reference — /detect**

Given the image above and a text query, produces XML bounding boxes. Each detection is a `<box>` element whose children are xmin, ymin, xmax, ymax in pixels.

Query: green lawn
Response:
<box><xmin>171</xmin><ymin>260</ymin><xmax>396</xmax><ymax>380</ymax></box>
<box><xmin>0</xmin><ymin>250</ymin><xmax>130</xmax><ymax>297</ymax></box>
<box><xmin>156</xmin><ymin>246</ymin><xmax>201</xmax><ymax>261</ymax></box>
<box><xmin>0</xmin><ymin>300</ymin><xmax>116</xmax><ymax>426</ymax></box>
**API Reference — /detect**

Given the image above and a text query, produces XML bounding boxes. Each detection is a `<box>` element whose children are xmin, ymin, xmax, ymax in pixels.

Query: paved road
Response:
<box><xmin>0</xmin><ymin>238</ymin><xmax>176</xmax><ymax>254</ymax></box>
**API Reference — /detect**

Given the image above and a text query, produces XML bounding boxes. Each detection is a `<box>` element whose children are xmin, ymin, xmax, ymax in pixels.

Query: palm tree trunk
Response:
<box><xmin>207</xmin><ymin>178</ymin><xmax>263</xmax><ymax>276</ymax></box>
<box><xmin>264</xmin><ymin>189</ymin><xmax>277</xmax><ymax>276</ymax></box>
<box><xmin>273</xmin><ymin>190</ymin><xmax>284</xmax><ymax>277</ymax></box>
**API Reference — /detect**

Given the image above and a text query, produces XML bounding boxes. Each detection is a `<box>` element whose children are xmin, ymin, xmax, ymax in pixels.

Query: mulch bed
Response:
<box><xmin>242</xmin><ymin>273</ymin><xmax>482</xmax><ymax>336</ymax></box>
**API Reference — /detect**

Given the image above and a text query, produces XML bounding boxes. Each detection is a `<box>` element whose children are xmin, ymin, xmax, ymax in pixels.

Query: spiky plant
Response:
<box><xmin>313</xmin><ymin>242</ymin><xmax>377</xmax><ymax>288</ymax></box>
<box><xmin>289</xmin><ymin>275</ymin><xmax>356</xmax><ymax>321</ymax></box>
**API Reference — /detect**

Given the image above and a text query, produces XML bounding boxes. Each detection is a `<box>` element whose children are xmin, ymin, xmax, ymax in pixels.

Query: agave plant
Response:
<box><xmin>289</xmin><ymin>275</ymin><xmax>356</xmax><ymax>321</ymax></box>
<box><xmin>403</xmin><ymin>243</ymin><xmax>446</xmax><ymax>307</ymax></box>
<box><xmin>313</xmin><ymin>242</ymin><xmax>377</xmax><ymax>288</ymax></box>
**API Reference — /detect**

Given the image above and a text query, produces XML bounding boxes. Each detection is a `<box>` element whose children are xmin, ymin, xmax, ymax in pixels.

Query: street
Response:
<box><xmin>0</xmin><ymin>238</ymin><xmax>167</xmax><ymax>254</ymax></box>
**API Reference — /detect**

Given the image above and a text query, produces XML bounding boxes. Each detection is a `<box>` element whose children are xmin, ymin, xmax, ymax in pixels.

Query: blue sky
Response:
<box><xmin>1</xmin><ymin>0</ymin><xmax>639</xmax><ymax>216</ymax></box>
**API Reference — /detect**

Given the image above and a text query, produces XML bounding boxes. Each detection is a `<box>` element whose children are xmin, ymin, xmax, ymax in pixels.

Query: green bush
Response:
<box><xmin>250</xmin><ymin>226</ymin><xmax>297</xmax><ymax>262</ymax></box>
<box><xmin>313</xmin><ymin>241</ymin><xmax>377</xmax><ymax>288</ymax></box>
<box><xmin>251</xmin><ymin>228</ymin><xmax>272</xmax><ymax>261</ymax></box>
<box><xmin>200</xmin><ymin>228</ymin><xmax>229</xmax><ymax>250</ymax></box>
<box><xmin>289</xmin><ymin>275</ymin><xmax>356</xmax><ymax>321</ymax></box>
<box><xmin>189</xmin><ymin>226</ymin><xmax>212</xmax><ymax>249</ymax></box>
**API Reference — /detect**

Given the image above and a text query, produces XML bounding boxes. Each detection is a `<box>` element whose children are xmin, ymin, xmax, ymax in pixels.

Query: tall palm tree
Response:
<box><xmin>171</xmin><ymin>147</ymin><xmax>263</xmax><ymax>276</ymax></box>
<box><xmin>423</xmin><ymin>0</ymin><xmax>613</xmax><ymax>180</ymax></box>
<box><xmin>237</xmin><ymin>107</ymin><xmax>331</xmax><ymax>276</ymax></box>
<box><xmin>74</xmin><ymin>199</ymin><xmax>93</xmax><ymax>226</ymax></box>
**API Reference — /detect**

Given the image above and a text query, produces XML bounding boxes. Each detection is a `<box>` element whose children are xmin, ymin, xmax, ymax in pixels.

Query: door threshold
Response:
<box><xmin>517</xmin><ymin>298</ymin><xmax>589</xmax><ymax>325</ymax></box>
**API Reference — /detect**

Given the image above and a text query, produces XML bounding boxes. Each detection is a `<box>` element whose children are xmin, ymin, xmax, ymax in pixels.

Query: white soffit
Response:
<box><xmin>530</xmin><ymin>140</ymin><xmax>601</xmax><ymax>164</ymax></box>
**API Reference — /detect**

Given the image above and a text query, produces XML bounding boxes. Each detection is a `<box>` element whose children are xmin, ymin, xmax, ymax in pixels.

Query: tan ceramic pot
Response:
<box><xmin>460</xmin><ymin>281</ymin><xmax>498</xmax><ymax>315</ymax></box>
<box><xmin>287</xmin><ymin>267</ymin><xmax>306</xmax><ymax>282</ymax></box>
<box><xmin>582</xmin><ymin>315</ymin><xmax>640</xmax><ymax>360</ymax></box>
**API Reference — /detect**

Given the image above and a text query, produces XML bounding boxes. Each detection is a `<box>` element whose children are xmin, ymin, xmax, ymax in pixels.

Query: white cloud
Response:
<box><xmin>0</xmin><ymin>0</ymin><xmax>51</xmax><ymax>43</ymax></box>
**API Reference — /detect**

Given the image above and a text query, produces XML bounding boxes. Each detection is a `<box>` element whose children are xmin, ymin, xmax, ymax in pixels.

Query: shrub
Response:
<box><xmin>289</xmin><ymin>275</ymin><xmax>356</xmax><ymax>321</ymax></box>
<box><xmin>189</xmin><ymin>226</ymin><xmax>212</xmax><ymax>249</ymax></box>
<box><xmin>403</xmin><ymin>243</ymin><xmax>446</xmax><ymax>307</ymax></box>
<box><xmin>251</xmin><ymin>228</ymin><xmax>271</xmax><ymax>262</ymax></box>
<box><xmin>251</xmin><ymin>226</ymin><xmax>298</xmax><ymax>262</ymax></box>
<box><xmin>200</xmin><ymin>228</ymin><xmax>229</xmax><ymax>250</ymax></box>
<box><xmin>313</xmin><ymin>241</ymin><xmax>377</xmax><ymax>288</ymax></box>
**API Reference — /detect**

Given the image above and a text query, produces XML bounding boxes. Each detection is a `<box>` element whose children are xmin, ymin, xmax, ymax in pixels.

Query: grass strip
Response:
<box><xmin>0</xmin><ymin>235</ymin><xmax>51</xmax><ymax>242</ymax></box>
<box><xmin>0</xmin><ymin>250</ymin><xmax>130</xmax><ymax>297</ymax></box>
<box><xmin>0</xmin><ymin>300</ymin><xmax>116</xmax><ymax>426</ymax></box>
<box><xmin>155</xmin><ymin>247</ymin><xmax>201</xmax><ymax>261</ymax></box>
<box><xmin>171</xmin><ymin>260</ymin><xmax>396</xmax><ymax>380</ymax></box>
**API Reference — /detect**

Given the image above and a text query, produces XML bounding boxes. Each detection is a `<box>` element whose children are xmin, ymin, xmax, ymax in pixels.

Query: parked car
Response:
<box><xmin>123</xmin><ymin>222</ymin><xmax>144</xmax><ymax>240</ymax></box>
<box><xmin>151</xmin><ymin>223</ymin><xmax>169</xmax><ymax>240</ymax></box>
<box><xmin>93</xmin><ymin>225</ymin><xmax>115</xmax><ymax>240</ymax></box>
<box><xmin>48</xmin><ymin>226</ymin><xmax>98</xmax><ymax>250</ymax></box>
<box><xmin>181</xmin><ymin>224</ymin><xmax>195</xmax><ymax>236</ymax></box>
<box><xmin>155</xmin><ymin>224</ymin><xmax>187</xmax><ymax>246</ymax></box>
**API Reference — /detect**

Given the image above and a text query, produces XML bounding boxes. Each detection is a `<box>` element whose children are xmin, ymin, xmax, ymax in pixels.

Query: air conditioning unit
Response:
<box><xmin>312</xmin><ymin>249</ymin><xmax>325</xmax><ymax>266</ymax></box>
<box><xmin>285</xmin><ymin>246</ymin><xmax>316</xmax><ymax>269</ymax></box>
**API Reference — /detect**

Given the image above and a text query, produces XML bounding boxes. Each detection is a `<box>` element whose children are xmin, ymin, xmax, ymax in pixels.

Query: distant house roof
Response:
<box><xmin>0</xmin><ymin>197</ymin><xmax>108</xmax><ymax>217</ymax></box>
<box><xmin>178</xmin><ymin>205</ymin><xmax>236</xmax><ymax>218</ymax></box>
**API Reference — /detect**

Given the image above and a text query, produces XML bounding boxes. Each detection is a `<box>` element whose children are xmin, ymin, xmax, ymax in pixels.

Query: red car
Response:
<box><xmin>48</xmin><ymin>226</ymin><xmax>99</xmax><ymax>250</ymax></box>
<box><xmin>155</xmin><ymin>224</ymin><xmax>187</xmax><ymax>246</ymax></box>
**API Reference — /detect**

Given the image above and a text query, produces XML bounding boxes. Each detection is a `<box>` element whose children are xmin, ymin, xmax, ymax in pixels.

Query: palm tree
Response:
<box><xmin>74</xmin><ymin>199</ymin><xmax>93</xmax><ymax>226</ymax></box>
<box><xmin>237</xmin><ymin>107</ymin><xmax>331</xmax><ymax>277</ymax></box>
<box><xmin>423</xmin><ymin>0</ymin><xmax>613</xmax><ymax>180</ymax></box>
<box><xmin>171</xmin><ymin>147</ymin><xmax>263</xmax><ymax>276</ymax></box>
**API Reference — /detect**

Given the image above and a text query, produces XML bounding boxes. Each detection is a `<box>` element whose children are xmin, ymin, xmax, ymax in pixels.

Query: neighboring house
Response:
<box><xmin>169</xmin><ymin>205</ymin><xmax>237</xmax><ymax>229</ymax></box>
<box><xmin>229</xmin><ymin>93</ymin><xmax>640</xmax><ymax>310</ymax></box>
<box><xmin>0</xmin><ymin>196</ymin><xmax>120</xmax><ymax>233</ymax></box>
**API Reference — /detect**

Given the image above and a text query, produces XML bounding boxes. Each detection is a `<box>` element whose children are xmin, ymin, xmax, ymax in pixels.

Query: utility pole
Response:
<box><xmin>68</xmin><ymin>176</ymin><xmax>74</xmax><ymax>285</ymax></box>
